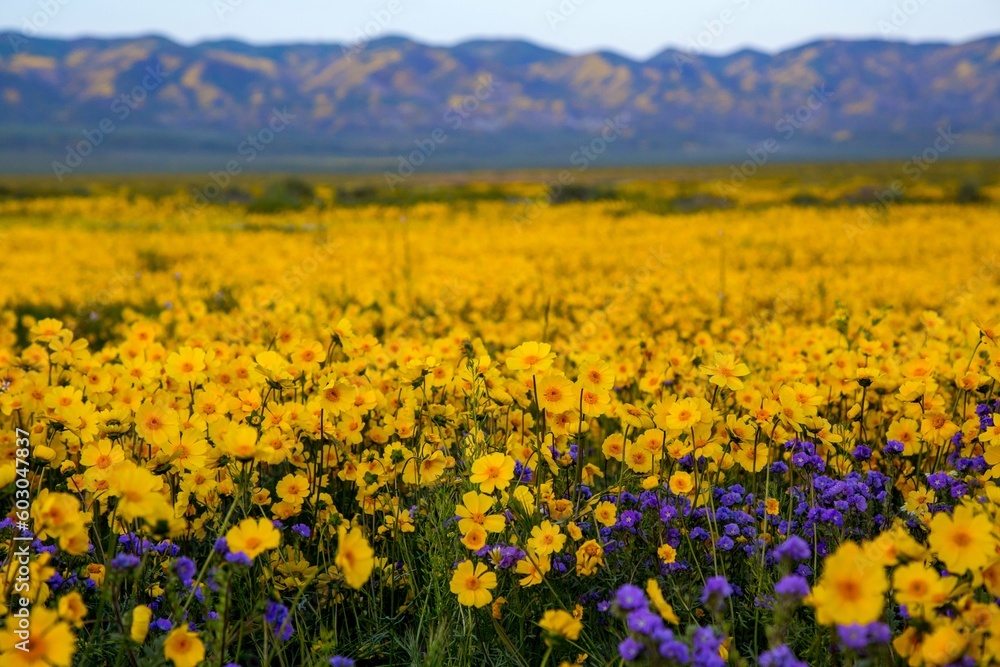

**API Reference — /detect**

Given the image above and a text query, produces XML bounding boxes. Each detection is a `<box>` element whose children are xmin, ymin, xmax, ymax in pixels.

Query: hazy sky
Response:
<box><xmin>3</xmin><ymin>1</ymin><xmax>1000</xmax><ymax>59</ymax></box>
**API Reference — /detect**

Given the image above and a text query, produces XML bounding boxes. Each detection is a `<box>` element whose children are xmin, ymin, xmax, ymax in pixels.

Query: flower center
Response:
<box><xmin>952</xmin><ymin>530</ymin><xmax>972</xmax><ymax>547</ymax></box>
<box><xmin>835</xmin><ymin>579</ymin><xmax>861</xmax><ymax>601</ymax></box>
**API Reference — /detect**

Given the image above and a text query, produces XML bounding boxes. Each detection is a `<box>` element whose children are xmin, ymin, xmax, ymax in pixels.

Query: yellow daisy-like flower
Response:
<box><xmin>662</xmin><ymin>398</ymin><xmax>702</xmax><ymax>431</ymax></box>
<box><xmin>927</xmin><ymin>503</ymin><xmax>998</xmax><ymax>574</ymax></box>
<box><xmin>516</xmin><ymin>552</ymin><xmax>551</xmax><ymax>587</ymax></box>
<box><xmin>920</xmin><ymin>623</ymin><xmax>967</xmax><ymax>666</ymax></box>
<box><xmin>456</xmin><ymin>490</ymin><xmax>506</xmax><ymax>534</ymax></box>
<box><xmin>646</xmin><ymin>579</ymin><xmax>680</xmax><ymax>625</ymax></box>
<box><xmin>593</xmin><ymin>501</ymin><xmax>617</xmax><ymax>527</ymax></box>
<box><xmin>538</xmin><ymin>609</ymin><xmax>582</xmax><ymax>642</ymax></box>
<box><xmin>658</xmin><ymin>543</ymin><xmax>677</xmax><ymax>565</ymax></box>
<box><xmin>0</xmin><ymin>606</ymin><xmax>76</xmax><ymax>666</ymax></box>
<box><xmin>57</xmin><ymin>591</ymin><xmax>87</xmax><ymax>628</ymax></box>
<box><xmin>892</xmin><ymin>561</ymin><xmax>954</xmax><ymax>612</ymax></box>
<box><xmin>164</xmin><ymin>345</ymin><xmax>207</xmax><ymax>384</ymax></box>
<box><xmin>505</xmin><ymin>341</ymin><xmax>555</xmax><ymax>374</ymax></box>
<box><xmin>602</xmin><ymin>433</ymin><xmax>625</xmax><ymax>461</ymax></box>
<box><xmin>461</xmin><ymin>525</ymin><xmax>488</xmax><ymax>551</ymax></box>
<box><xmin>528</xmin><ymin>520</ymin><xmax>567</xmax><ymax>555</ymax></box>
<box><xmin>130</xmin><ymin>605</ymin><xmax>153</xmax><ymax>643</ymax></box>
<box><xmin>225</xmin><ymin>517</ymin><xmax>281</xmax><ymax>560</ymax></box>
<box><xmin>276</xmin><ymin>473</ymin><xmax>311</xmax><ymax>505</ymax></box>
<box><xmin>808</xmin><ymin>541</ymin><xmax>888</xmax><ymax>626</ymax></box>
<box><xmin>336</xmin><ymin>525</ymin><xmax>375</xmax><ymax>589</ymax></box>
<box><xmin>450</xmin><ymin>560</ymin><xmax>497</xmax><ymax>607</ymax></box>
<box><xmin>668</xmin><ymin>471</ymin><xmax>694</xmax><ymax>496</ymax></box>
<box><xmin>699</xmin><ymin>352</ymin><xmax>750</xmax><ymax>391</ymax></box>
<box><xmin>163</xmin><ymin>627</ymin><xmax>205</xmax><ymax>667</ymax></box>
<box><xmin>469</xmin><ymin>453</ymin><xmax>516</xmax><ymax>493</ymax></box>
<box><xmin>623</xmin><ymin>440</ymin><xmax>654</xmax><ymax>474</ymax></box>
<box><xmin>134</xmin><ymin>402</ymin><xmax>179</xmax><ymax>447</ymax></box>
<box><xmin>535</xmin><ymin>374</ymin><xmax>577</xmax><ymax>414</ymax></box>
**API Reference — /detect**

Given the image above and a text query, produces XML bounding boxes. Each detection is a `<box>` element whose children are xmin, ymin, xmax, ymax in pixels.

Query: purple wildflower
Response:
<box><xmin>774</xmin><ymin>574</ymin><xmax>810</xmax><ymax>600</ymax></box>
<box><xmin>615</xmin><ymin>584</ymin><xmax>647</xmax><ymax>611</ymax></box>
<box><xmin>111</xmin><ymin>553</ymin><xmax>141</xmax><ymax>570</ymax></box>
<box><xmin>700</xmin><ymin>576</ymin><xmax>733</xmax><ymax>613</ymax></box>
<box><xmin>618</xmin><ymin>636</ymin><xmax>644</xmax><ymax>661</ymax></box>
<box><xmin>774</xmin><ymin>535</ymin><xmax>810</xmax><ymax>562</ymax></box>
<box><xmin>174</xmin><ymin>557</ymin><xmax>196</xmax><ymax>587</ymax></box>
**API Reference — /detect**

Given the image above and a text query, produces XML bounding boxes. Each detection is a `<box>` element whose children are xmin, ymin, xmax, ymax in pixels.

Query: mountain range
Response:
<box><xmin>1</xmin><ymin>32</ymin><xmax>999</xmax><ymax>174</ymax></box>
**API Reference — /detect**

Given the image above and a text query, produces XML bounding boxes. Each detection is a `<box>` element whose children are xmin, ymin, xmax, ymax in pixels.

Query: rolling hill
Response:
<box><xmin>1</xmin><ymin>32</ymin><xmax>999</xmax><ymax>173</ymax></box>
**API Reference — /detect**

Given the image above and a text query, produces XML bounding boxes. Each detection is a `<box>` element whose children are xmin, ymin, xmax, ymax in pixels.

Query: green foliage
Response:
<box><xmin>246</xmin><ymin>178</ymin><xmax>317</xmax><ymax>214</ymax></box>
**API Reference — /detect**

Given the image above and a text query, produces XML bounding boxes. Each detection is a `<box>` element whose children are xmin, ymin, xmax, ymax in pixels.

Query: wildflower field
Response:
<box><xmin>1</xmin><ymin>164</ymin><xmax>1000</xmax><ymax>667</ymax></box>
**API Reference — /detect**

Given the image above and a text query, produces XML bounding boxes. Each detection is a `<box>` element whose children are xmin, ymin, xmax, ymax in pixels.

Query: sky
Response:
<box><xmin>3</xmin><ymin>0</ymin><xmax>1000</xmax><ymax>60</ymax></box>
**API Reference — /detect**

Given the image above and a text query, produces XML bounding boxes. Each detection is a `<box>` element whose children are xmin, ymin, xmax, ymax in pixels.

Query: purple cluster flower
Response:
<box><xmin>118</xmin><ymin>533</ymin><xmax>152</xmax><ymax>555</ymax></box>
<box><xmin>639</xmin><ymin>490</ymin><xmax>659</xmax><ymax>510</ymax></box>
<box><xmin>153</xmin><ymin>541</ymin><xmax>180</xmax><ymax>557</ymax></box>
<box><xmin>615</xmin><ymin>584</ymin><xmax>647</xmax><ymax>611</ymax></box>
<box><xmin>551</xmin><ymin>555</ymin><xmax>571</xmax><ymax>573</ymax></box>
<box><xmin>700</xmin><ymin>576</ymin><xmax>733</xmax><ymax>614</ymax></box>
<box><xmin>612</xmin><ymin>584</ymin><xmax>698</xmax><ymax>663</ymax></box>
<box><xmin>884</xmin><ymin>440</ymin><xmax>905</xmax><ymax>456</ymax></box>
<box><xmin>758</xmin><ymin>645</ymin><xmax>808</xmax><ymax>667</ymax></box>
<box><xmin>206</xmin><ymin>568</ymin><xmax>221</xmax><ymax>593</ymax></box>
<box><xmin>265</xmin><ymin>600</ymin><xmax>293</xmax><ymax>641</ymax></box>
<box><xmin>927</xmin><ymin>469</ymin><xmax>975</xmax><ymax>500</ymax></box>
<box><xmin>47</xmin><ymin>571</ymin><xmax>65</xmax><ymax>590</ymax></box>
<box><xmin>947</xmin><ymin>657</ymin><xmax>978</xmax><ymax>667</ymax></box>
<box><xmin>789</xmin><ymin>471</ymin><xmax>888</xmax><ymax>540</ymax></box>
<box><xmin>851</xmin><ymin>444</ymin><xmax>872</xmax><ymax>461</ymax></box>
<box><xmin>837</xmin><ymin>622</ymin><xmax>891</xmax><ymax>651</ymax></box>
<box><xmin>716</xmin><ymin>484</ymin><xmax>745</xmax><ymax>507</ymax></box>
<box><xmin>950</xmin><ymin>455</ymin><xmax>987</xmax><ymax>475</ymax></box>
<box><xmin>111</xmin><ymin>553</ymin><xmax>141</xmax><ymax>571</ymax></box>
<box><xmin>35</xmin><ymin>542</ymin><xmax>57</xmax><ymax>555</ymax></box>
<box><xmin>658</xmin><ymin>502</ymin><xmax>678</xmax><ymax>525</ymax></box>
<box><xmin>774</xmin><ymin>574</ymin><xmax>810</xmax><ymax>600</ymax></box>
<box><xmin>618</xmin><ymin>636</ymin><xmax>644</xmax><ymax>661</ymax></box>
<box><xmin>690</xmin><ymin>527</ymin><xmax>711</xmax><ymax>541</ymax></box>
<box><xmin>692</xmin><ymin>626</ymin><xmax>726</xmax><ymax>667</ymax></box>
<box><xmin>627</xmin><ymin>609</ymin><xmax>662</xmax><ymax>635</ymax></box>
<box><xmin>174</xmin><ymin>557</ymin><xmax>196</xmax><ymax>587</ymax></box>
<box><xmin>659</xmin><ymin>639</ymin><xmax>690</xmax><ymax>663</ymax></box>
<box><xmin>926</xmin><ymin>471</ymin><xmax>953</xmax><ymax>491</ymax></box>
<box><xmin>475</xmin><ymin>544</ymin><xmax>524</xmax><ymax>569</ymax></box>
<box><xmin>226</xmin><ymin>551</ymin><xmax>253</xmax><ymax>567</ymax></box>
<box><xmin>618</xmin><ymin>491</ymin><xmax>640</xmax><ymax>505</ymax></box>
<box><xmin>329</xmin><ymin>657</ymin><xmax>355</xmax><ymax>667</ymax></box>
<box><xmin>618</xmin><ymin>509</ymin><xmax>643</xmax><ymax>531</ymax></box>
<box><xmin>773</xmin><ymin>535</ymin><xmax>810</xmax><ymax>562</ymax></box>
<box><xmin>976</xmin><ymin>403</ymin><xmax>997</xmax><ymax>436</ymax></box>
<box><xmin>786</xmin><ymin>440</ymin><xmax>825</xmax><ymax>472</ymax></box>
